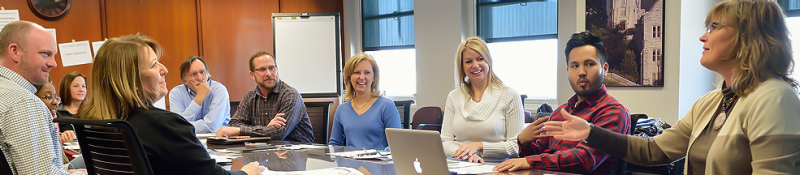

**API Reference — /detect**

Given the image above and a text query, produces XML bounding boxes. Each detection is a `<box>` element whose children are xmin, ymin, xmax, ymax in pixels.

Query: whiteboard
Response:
<box><xmin>273</xmin><ymin>13</ymin><xmax>342</xmax><ymax>97</ymax></box>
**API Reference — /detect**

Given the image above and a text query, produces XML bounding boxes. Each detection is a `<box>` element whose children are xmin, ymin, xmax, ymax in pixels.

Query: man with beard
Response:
<box><xmin>493</xmin><ymin>32</ymin><xmax>630</xmax><ymax>174</ymax></box>
<box><xmin>0</xmin><ymin>21</ymin><xmax>86</xmax><ymax>174</ymax></box>
<box><xmin>215</xmin><ymin>51</ymin><xmax>314</xmax><ymax>143</ymax></box>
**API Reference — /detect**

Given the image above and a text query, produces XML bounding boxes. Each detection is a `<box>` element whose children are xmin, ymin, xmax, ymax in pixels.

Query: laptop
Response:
<box><xmin>386</xmin><ymin>128</ymin><xmax>453</xmax><ymax>175</ymax></box>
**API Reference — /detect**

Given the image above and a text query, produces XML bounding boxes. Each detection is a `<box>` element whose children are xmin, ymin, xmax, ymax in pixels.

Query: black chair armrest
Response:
<box><xmin>416</xmin><ymin>124</ymin><xmax>441</xmax><ymax>130</ymax></box>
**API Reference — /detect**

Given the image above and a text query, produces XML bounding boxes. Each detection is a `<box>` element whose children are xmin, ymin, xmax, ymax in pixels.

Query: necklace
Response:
<box><xmin>713</xmin><ymin>96</ymin><xmax>737</xmax><ymax>130</ymax></box>
<box><xmin>354</xmin><ymin>97</ymin><xmax>373</xmax><ymax>111</ymax></box>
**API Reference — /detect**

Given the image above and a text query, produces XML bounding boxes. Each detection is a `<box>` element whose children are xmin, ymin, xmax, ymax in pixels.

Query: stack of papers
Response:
<box><xmin>326</xmin><ymin>149</ymin><xmax>390</xmax><ymax>158</ymax></box>
<box><xmin>449</xmin><ymin>165</ymin><xmax>498</xmax><ymax>174</ymax></box>
<box><xmin>261</xmin><ymin>167</ymin><xmax>364</xmax><ymax>175</ymax></box>
<box><xmin>279</xmin><ymin>144</ymin><xmax>328</xmax><ymax>150</ymax></box>
<box><xmin>196</xmin><ymin>133</ymin><xmax>216</xmax><ymax>139</ymax></box>
<box><xmin>209</xmin><ymin>154</ymin><xmax>237</xmax><ymax>163</ymax></box>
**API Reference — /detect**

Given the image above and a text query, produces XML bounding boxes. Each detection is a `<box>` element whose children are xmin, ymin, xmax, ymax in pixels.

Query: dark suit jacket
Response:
<box><xmin>126</xmin><ymin>107</ymin><xmax>246</xmax><ymax>175</ymax></box>
<box><xmin>56</xmin><ymin>105</ymin><xmax>75</xmax><ymax>132</ymax></box>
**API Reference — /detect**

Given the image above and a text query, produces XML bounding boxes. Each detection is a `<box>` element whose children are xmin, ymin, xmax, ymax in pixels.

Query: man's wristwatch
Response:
<box><xmin>581</xmin><ymin>123</ymin><xmax>594</xmax><ymax>144</ymax></box>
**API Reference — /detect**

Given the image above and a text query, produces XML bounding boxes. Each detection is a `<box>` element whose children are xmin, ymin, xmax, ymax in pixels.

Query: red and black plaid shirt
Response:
<box><xmin>520</xmin><ymin>85</ymin><xmax>630</xmax><ymax>174</ymax></box>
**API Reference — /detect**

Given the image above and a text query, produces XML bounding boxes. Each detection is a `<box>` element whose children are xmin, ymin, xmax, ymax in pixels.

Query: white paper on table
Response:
<box><xmin>449</xmin><ymin>165</ymin><xmax>498</xmax><ymax>174</ymax></box>
<box><xmin>46</xmin><ymin>28</ymin><xmax>56</xmax><ymax>41</ymax></box>
<box><xmin>326</xmin><ymin>149</ymin><xmax>380</xmax><ymax>158</ymax></box>
<box><xmin>352</xmin><ymin>154</ymin><xmax>392</xmax><ymax>161</ymax></box>
<box><xmin>282</xmin><ymin>144</ymin><xmax>328</xmax><ymax>150</ymax></box>
<box><xmin>196</xmin><ymin>133</ymin><xmax>216</xmax><ymax>138</ymax></box>
<box><xmin>58</xmin><ymin>40</ymin><xmax>93</xmax><ymax>67</ymax></box>
<box><xmin>261</xmin><ymin>167</ymin><xmax>364</xmax><ymax>175</ymax></box>
<box><xmin>0</xmin><ymin>10</ymin><xmax>20</xmax><ymax>31</ymax></box>
<box><xmin>446</xmin><ymin>161</ymin><xmax>481</xmax><ymax>169</ymax></box>
<box><xmin>91</xmin><ymin>40</ymin><xmax>105</xmax><ymax>57</ymax></box>
<box><xmin>209</xmin><ymin>154</ymin><xmax>236</xmax><ymax>163</ymax></box>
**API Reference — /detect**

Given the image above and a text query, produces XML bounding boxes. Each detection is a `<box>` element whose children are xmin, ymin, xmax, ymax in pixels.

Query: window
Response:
<box><xmin>477</xmin><ymin>0</ymin><xmax>558</xmax><ymax>100</ymax></box>
<box><xmin>780</xmin><ymin>0</ymin><xmax>800</xmax><ymax>80</ymax></box>
<box><xmin>652</xmin><ymin>49</ymin><xmax>661</xmax><ymax>62</ymax></box>
<box><xmin>652</xmin><ymin>26</ymin><xmax>661</xmax><ymax>38</ymax></box>
<box><xmin>362</xmin><ymin>0</ymin><xmax>415</xmax><ymax>97</ymax></box>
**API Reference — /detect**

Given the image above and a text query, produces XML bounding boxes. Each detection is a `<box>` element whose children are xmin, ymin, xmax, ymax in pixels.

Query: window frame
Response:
<box><xmin>475</xmin><ymin>0</ymin><xmax>558</xmax><ymax>43</ymax></box>
<box><xmin>361</xmin><ymin>0</ymin><xmax>415</xmax><ymax>51</ymax></box>
<box><xmin>475</xmin><ymin>0</ymin><xmax>559</xmax><ymax>101</ymax></box>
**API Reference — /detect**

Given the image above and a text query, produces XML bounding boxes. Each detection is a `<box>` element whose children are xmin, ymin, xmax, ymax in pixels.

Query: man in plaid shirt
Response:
<box><xmin>0</xmin><ymin>21</ymin><xmax>87</xmax><ymax>174</ymax></box>
<box><xmin>494</xmin><ymin>32</ymin><xmax>630</xmax><ymax>174</ymax></box>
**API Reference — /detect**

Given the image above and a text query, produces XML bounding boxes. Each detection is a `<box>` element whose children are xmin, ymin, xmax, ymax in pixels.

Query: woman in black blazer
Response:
<box><xmin>77</xmin><ymin>34</ymin><xmax>264</xmax><ymax>175</ymax></box>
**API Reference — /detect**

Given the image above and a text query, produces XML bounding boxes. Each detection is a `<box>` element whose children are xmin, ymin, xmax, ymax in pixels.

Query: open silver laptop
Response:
<box><xmin>386</xmin><ymin>128</ymin><xmax>453</xmax><ymax>175</ymax></box>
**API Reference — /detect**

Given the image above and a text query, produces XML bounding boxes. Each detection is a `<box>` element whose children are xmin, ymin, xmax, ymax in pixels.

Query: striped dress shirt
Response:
<box><xmin>0</xmin><ymin>66</ymin><xmax>84</xmax><ymax>175</ymax></box>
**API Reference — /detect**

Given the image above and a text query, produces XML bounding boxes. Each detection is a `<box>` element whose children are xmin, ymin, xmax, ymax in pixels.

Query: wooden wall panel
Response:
<box><xmin>103</xmin><ymin>0</ymin><xmax>200</xmax><ymax>106</ymax></box>
<box><xmin>279</xmin><ymin>0</ymin><xmax>344</xmax><ymax>14</ymax></box>
<box><xmin>198</xmin><ymin>0</ymin><xmax>280</xmax><ymax>102</ymax></box>
<box><xmin>0</xmin><ymin>0</ymin><xmax>103</xmax><ymax>94</ymax></box>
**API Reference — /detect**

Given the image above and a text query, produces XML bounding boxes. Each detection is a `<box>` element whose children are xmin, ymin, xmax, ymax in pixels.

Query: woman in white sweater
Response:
<box><xmin>441</xmin><ymin>37</ymin><xmax>524</xmax><ymax>163</ymax></box>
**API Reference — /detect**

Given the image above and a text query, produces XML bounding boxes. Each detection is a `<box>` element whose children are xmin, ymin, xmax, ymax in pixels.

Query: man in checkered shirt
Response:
<box><xmin>0</xmin><ymin>21</ymin><xmax>86</xmax><ymax>174</ymax></box>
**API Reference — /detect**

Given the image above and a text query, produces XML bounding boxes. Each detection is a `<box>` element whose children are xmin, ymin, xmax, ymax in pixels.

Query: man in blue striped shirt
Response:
<box><xmin>169</xmin><ymin>56</ymin><xmax>231</xmax><ymax>133</ymax></box>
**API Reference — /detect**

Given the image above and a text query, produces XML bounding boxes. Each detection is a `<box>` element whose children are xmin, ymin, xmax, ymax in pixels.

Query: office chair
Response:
<box><xmin>609</xmin><ymin>114</ymin><xmax>647</xmax><ymax>175</ymax></box>
<box><xmin>412</xmin><ymin>106</ymin><xmax>443</xmax><ymax>131</ymax></box>
<box><xmin>524</xmin><ymin>111</ymin><xmax>533</xmax><ymax>123</ymax></box>
<box><xmin>0</xmin><ymin>149</ymin><xmax>12</xmax><ymax>174</ymax></box>
<box><xmin>54</xmin><ymin>117</ymin><xmax>154</xmax><ymax>175</ymax></box>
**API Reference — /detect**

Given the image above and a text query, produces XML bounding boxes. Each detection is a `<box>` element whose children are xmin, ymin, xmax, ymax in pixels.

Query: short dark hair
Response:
<box><xmin>565</xmin><ymin>31</ymin><xmax>606</xmax><ymax>64</ymax></box>
<box><xmin>249</xmin><ymin>50</ymin><xmax>275</xmax><ymax>71</ymax></box>
<box><xmin>179</xmin><ymin>56</ymin><xmax>210</xmax><ymax>81</ymax></box>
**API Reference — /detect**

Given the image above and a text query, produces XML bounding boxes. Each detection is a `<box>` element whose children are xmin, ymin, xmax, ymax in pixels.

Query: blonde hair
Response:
<box><xmin>343</xmin><ymin>53</ymin><xmax>381</xmax><ymax>101</ymax></box>
<box><xmin>705</xmin><ymin>0</ymin><xmax>797</xmax><ymax>96</ymax></box>
<box><xmin>455</xmin><ymin>37</ymin><xmax>504</xmax><ymax>98</ymax></box>
<box><xmin>78</xmin><ymin>34</ymin><xmax>163</xmax><ymax>120</ymax></box>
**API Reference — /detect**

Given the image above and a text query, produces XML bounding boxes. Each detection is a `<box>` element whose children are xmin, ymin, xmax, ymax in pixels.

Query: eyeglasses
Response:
<box><xmin>187</xmin><ymin>70</ymin><xmax>208</xmax><ymax>78</ymax></box>
<box><xmin>706</xmin><ymin>22</ymin><xmax>730</xmax><ymax>34</ymax></box>
<box><xmin>252</xmin><ymin>66</ymin><xmax>277</xmax><ymax>73</ymax></box>
<box><xmin>38</xmin><ymin>95</ymin><xmax>61</xmax><ymax>104</ymax></box>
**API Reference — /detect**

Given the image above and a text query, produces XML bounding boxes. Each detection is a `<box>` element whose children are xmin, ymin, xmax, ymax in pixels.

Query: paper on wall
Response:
<box><xmin>0</xmin><ymin>10</ymin><xmax>20</xmax><ymax>31</ymax></box>
<box><xmin>91</xmin><ymin>40</ymin><xmax>105</xmax><ymax>57</ymax></box>
<box><xmin>58</xmin><ymin>40</ymin><xmax>92</xmax><ymax>67</ymax></box>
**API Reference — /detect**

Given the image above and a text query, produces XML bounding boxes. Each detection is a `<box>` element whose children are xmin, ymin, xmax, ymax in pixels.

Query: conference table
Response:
<box><xmin>205</xmin><ymin>140</ymin><xmax>577</xmax><ymax>175</ymax></box>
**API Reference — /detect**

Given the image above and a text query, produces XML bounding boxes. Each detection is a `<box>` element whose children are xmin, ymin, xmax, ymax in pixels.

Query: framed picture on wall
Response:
<box><xmin>586</xmin><ymin>0</ymin><xmax>665</xmax><ymax>87</ymax></box>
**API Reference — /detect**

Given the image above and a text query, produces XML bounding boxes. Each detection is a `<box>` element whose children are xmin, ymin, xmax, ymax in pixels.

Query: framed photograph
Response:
<box><xmin>586</xmin><ymin>0</ymin><xmax>664</xmax><ymax>87</ymax></box>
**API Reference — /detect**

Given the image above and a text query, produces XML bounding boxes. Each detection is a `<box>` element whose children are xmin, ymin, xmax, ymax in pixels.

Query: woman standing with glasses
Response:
<box><xmin>545</xmin><ymin>0</ymin><xmax>800</xmax><ymax>174</ymax></box>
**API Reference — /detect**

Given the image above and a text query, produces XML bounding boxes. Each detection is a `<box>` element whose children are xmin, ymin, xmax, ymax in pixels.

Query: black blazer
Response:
<box><xmin>56</xmin><ymin>105</ymin><xmax>75</xmax><ymax>132</ymax></box>
<box><xmin>126</xmin><ymin>107</ymin><xmax>246</xmax><ymax>175</ymax></box>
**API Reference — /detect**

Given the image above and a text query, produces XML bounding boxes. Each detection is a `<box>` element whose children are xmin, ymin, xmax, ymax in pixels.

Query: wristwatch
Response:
<box><xmin>581</xmin><ymin>123</ymin><xmax>594</xmax><ymax>144</ymax></box>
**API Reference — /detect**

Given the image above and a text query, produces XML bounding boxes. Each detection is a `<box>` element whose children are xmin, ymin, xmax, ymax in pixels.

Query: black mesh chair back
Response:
<box><xmin>0</xmin><ymin>148</ymin><xmax>12</xmax><ymax>174</ymax></box>
<box><xmin>54</xmin><ymin>117</ymin><xmax>153</xmax><ymax>175</ymax></box>
<box><xmin>610</xmin><ymin>114</ymin><xmax>647</xmax><ymax>175</ymax></box>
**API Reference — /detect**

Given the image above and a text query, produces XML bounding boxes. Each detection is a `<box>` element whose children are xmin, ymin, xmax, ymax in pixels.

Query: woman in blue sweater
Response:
<box><xmin>329</xmin><ymin>53</ymin><xmax>401</xmax><ymax>150</ymax></box>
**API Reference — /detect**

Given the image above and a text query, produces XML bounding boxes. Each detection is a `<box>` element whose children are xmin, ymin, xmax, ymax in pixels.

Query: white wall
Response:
<box><xmin>343</xmin><ymin>0</ymin><xmax>717</xmax><ymax>124</ymax></box>
<box><xmin>414</xmin><ymin>0</ymin><xmax>463</xmax><ymax>109</ymax></box>
<box><xmin>678</xmin><ymin>0</ymin><xmax>719</xmax><ymax>119</ymax></box>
